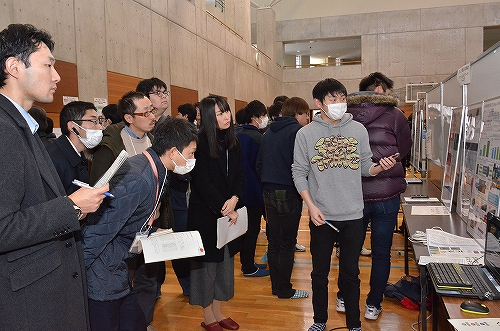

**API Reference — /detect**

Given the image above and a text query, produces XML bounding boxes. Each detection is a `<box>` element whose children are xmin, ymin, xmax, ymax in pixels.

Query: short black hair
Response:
<box><xmin>240</xmin><ymin>100</ymin><xmax>267</xmax><ymax>124</ymax></box>
<box><xmin>151</xmin><ymin>117</ymin><xmax>198</xmax><ymax>157</ymax></box>
<box><xmin>359</xmin><ymin>72</ymin><xmax>394</xmax><ymax>92</ymax></box>
<box><xmin>267</xmin><ymin>102</ymin><xmax>283</xmax><ymax>120</ymax></box>
<box><xmin>312</xmin><ymin>78</ymin><xmax>347</xmax><ymax>102</ymax></box>
<box><xmin>117</xmin><ymin>91</ymin><xmax>147</xmax><ymax>126</ymax></box>
<box><xmin>273</xmin><ymin>95</ymin><xmax>288</xmax><ymax>104</ymax></box>
<box><xmin>60</xmin><ymin>101</ymin><xmax>97</xmax><ymax>136</ymax></box>
<box><xmin>102</xmin><ymin>104</ymin><xmax>121</xmax><ymax>124</ymax></box>
<box><xmin>177</xmin><ymin>103</ymin><xmax>197</xmax><ymax>123</ymax></box>
<box><xmin>136</xmin><ymin>77</ymin><xmax>167</xmax><ymax>98</ymax></box>
<box><xmin>0</xmin><ymin>24</ymin><xmax>55</xmax><ymax>88</ymax></box>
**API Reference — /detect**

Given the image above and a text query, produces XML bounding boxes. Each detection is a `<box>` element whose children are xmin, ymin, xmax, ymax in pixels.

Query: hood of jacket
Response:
<box><xmin>347</xmin><ymin>91</ymin><xmax>400</xmax><ymax>126</ymax></box>
<box><xmin>269</xmin><ymin>116</ymin><xmax>300</xmax><ymax>133</ymax></box>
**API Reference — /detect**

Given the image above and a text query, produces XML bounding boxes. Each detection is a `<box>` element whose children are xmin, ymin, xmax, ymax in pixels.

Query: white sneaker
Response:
<box><xmin>336</xmin><ymin>297</ymin><xmax>345</xmax><ymax>312</ymax></box>
<box><xmin>360</xmin><ymin>247</ymin><xmax>371</xmax><ymax>256</ymax></box>
<box><xmin>295</xmin><ymin>243</ymin><xmax>306</xmax><ymax>252</ymax></box>
<box><xmin>364</xmin><ymin>304</ymin><xmax>382</xmax><ymax>320</ymax></box>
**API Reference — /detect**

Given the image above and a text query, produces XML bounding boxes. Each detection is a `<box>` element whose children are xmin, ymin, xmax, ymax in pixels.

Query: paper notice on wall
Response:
<box><xmin>63</xmin><ymin>96</ymin><xmax>78</xmax><ymax>105</ymax></box>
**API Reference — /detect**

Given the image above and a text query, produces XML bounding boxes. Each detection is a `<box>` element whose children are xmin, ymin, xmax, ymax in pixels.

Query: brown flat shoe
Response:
<box><xmin>218</xmin><ymin>317</ymin><xmax>239</xmax><ymax>330</ymax></box>
<box><xmin>201</xmin><ymin>321</ymin><xmax>223</xmax><ymax>331</ymax></box>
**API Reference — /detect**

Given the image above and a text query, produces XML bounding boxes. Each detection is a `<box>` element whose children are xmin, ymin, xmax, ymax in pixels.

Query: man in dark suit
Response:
<box><xmin>0</xmin><ymin>23</ymin><xmax>109</xmax><ymax>331</ymax></box>
<box><xmin>47</xmin><ymin>101</ymin><xmax>105</xmax><ymax>194</ymax></box>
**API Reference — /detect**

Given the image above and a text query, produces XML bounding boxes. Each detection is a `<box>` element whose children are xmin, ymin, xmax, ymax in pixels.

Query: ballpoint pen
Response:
<box><xmin>324</xmin><ymin>220</ymin><xmax>340</xmax><ymax>232</ymax></box>
<box><xmin>72</xmin><ymin>179</ymin><xmax>115</xmax><ymax>198</ymax></box>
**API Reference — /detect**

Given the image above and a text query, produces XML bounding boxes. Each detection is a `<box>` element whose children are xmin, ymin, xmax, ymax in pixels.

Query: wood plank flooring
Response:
<box><xmin>151</xmin><ymin>208</ymin><xmax>436</xmax><ymax>331</ymax></box>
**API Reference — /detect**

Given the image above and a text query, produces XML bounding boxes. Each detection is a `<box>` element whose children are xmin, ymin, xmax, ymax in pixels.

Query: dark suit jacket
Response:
<box><xmin>47</xmin><ymin>135</ymin><xmax>89</xmax><ymax>195</ymax></box>
<box><xmin>0</xmin><ymin>94</ymin><xmax>90</xmax><ymax>331</ymax></box>
<box><xmin>187</xmin><ymin>130</ymin><xmax>244</xmax><ymax>262</ymax></box>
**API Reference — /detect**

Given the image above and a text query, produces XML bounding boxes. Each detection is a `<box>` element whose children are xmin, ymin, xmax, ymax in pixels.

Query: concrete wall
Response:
<box><xmin>278</xmin><ymin>2</ymin><xmax>500</xmax><ymax>107</ymax></box>
<box><xmin>0</xmin><ymin>0</ymin><xmax>282</xmax><ymax>109</ymax></box>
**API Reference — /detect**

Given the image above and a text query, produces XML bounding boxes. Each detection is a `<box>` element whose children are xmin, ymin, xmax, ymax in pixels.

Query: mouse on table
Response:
<box><xmin>460</xmin><ymin>300</ymin><xmax>489</xmax><ymax>314</ymax></box>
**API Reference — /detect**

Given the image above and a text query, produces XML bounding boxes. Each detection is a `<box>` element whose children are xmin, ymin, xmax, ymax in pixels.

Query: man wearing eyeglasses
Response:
<box><xmin>136</xmin><ymin>77</ymin><xmax>170</xmax><ymax>134</ymax></box>
<box><xmin>89</xmin><ymin>91</ymin><xmax>156</xmax><ymax>185</ymax></box>
<box><xmin>89</xmin><ymin>90</ymin><xmax>159</xmax><ymax>330</ymax></box>
<box><xmin>47</xmin><ymin>101</ymin><xmax>104</xmax><ymax>195</ymax></box>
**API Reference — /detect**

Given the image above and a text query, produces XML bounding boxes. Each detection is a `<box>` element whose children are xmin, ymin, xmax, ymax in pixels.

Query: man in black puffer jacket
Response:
<box><xmin>343</xmin><ymin>72</ymin><xmax>412</xmax><ymax>321</ymax></box>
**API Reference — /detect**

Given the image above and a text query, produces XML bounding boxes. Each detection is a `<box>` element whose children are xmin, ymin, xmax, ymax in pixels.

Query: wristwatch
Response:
<box><xmin>72</xmin><ymin>203</ymin><xmax>84</xmax><ymax>220</ymax></box>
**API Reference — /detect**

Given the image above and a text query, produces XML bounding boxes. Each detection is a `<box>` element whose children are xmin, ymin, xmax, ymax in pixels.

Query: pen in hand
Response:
<box><xmin>72</xmin><ymin>179</ymin><xmax>115</xmax><ymax>198</ymax></box>
<box><xmin>324</xmin><ymin>220</ymin><xmax>340</xmax><ymax>232</ymax></box>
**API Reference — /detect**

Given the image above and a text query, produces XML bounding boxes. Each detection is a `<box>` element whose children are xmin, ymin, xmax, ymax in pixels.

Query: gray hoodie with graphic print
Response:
<box><xmin>292</xmin><ymin>113</ymin><xmax>375</xmax><ymax>221</ymax></box>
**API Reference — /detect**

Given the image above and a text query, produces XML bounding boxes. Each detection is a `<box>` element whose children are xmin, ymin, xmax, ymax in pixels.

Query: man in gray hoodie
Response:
<box><xmin>292</xmin><ymin>78</ymin><xmax>396</xmax><ymax>331</ymax></box>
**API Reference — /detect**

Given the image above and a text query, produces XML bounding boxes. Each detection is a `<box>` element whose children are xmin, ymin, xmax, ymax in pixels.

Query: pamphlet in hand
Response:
<box><xmin>216</xmin><ymin>206</ymin><xmax>248</xmax><ymax>249</ymax></box>
<box><xmin>140</xmin><ymin>229</ymin><xmax>205</xmax><ymax>264</ymax></box>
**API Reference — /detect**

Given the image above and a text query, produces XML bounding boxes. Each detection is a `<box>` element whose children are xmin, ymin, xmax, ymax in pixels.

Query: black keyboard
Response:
<box><xmin>427</xmin><ymin>263</ymin><xmax>473</xmax><ymax>289</ymax></box>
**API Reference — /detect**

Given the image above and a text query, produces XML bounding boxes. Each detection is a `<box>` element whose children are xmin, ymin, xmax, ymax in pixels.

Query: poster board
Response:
<box><xmin>441</xmin><ymin>104</ymin><xmax>465</xmax><ymax>211</ymax></box>
<box><xmin>459</xmin><ymin>102</ymin><xmax>483</xmax><ymax>225</ymax></box>
<box><xmin>467</xmin><ymin>97</ymin><xmax>500</xmax><ymax>240</ymax></box>
<box><xmin>426</xmin><ymin>84</ymin><xmax>445</xmax><ymax>167</ymax></box>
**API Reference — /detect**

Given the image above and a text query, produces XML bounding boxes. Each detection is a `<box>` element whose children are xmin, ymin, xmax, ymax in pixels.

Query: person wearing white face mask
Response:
<box><xmin>292</xmin><ymin>78</ymin><xmax>397</xmax><ymax>331</ymax></box>
<box><xmin>47</xmin><ymin>101</ymin><xmax>104</xmax><ymax>195</ymax></box>
<box><xmin>82</xmin><ymin>117</ymin><xmax>198</xmax><ymax>331</ymax></box>
<box><xmin>235</xmin><ymin>100</ymin><xmax>270</xmax><ymax>278</ymax></box>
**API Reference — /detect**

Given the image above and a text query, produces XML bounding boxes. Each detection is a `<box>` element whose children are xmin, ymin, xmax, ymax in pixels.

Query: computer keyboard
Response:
<box><xmin>427</xmin><ymin>262</ymin><xmax>473</xmax><ymax>289</ymax></box>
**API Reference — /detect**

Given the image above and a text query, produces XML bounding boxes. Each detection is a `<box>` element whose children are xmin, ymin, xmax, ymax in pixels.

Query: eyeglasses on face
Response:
<box><xmin>134</xmin><ymin>107</ymin><xmax>158</xmax><ymax>117</ymax></box>
<box><xmin>72</xmin><ymin>117</ymin><xmax>106</xmax><ymax>126</ymax></box>
<box><xmin>149</xmin><ymin>90</ymin><xmax>170</xmax><ymax>97</ymax></box>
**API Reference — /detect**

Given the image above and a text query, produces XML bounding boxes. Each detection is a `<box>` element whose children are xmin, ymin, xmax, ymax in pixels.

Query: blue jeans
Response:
<box><xmin>363</xmin><ymin>196</ymin><xmax>400</xmax><ymax>308</ymax></box>
<box><xmin>311</xmin><ymin>218</ymin><xmax>364</xmax><ymax>329</ymax></box>
<box><xmin>263</xmin><ymin>189</ymin><xmax>302</xmax><ymax>298</ymax></box>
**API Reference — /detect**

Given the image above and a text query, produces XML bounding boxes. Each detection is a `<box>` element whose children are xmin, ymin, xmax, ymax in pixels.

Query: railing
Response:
<box><xmin>283</xmin><ymin>59</ymin><xmax>361</xmax><ymax>69</ymax></box>
<box><xmin>206</xmin><ymin>10</ymin><xmax>243</xmax><ymax>40</ymax></box>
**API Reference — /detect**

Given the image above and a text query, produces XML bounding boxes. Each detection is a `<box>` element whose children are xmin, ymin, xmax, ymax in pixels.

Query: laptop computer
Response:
<box><xmin>427</xmin><ymin>212</ymin><xmax>500</xmax><ymax>300</ymax></box>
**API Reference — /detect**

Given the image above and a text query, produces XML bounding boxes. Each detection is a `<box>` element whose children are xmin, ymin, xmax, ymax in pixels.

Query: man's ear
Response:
<box><xmin>313</xmin><ymin>98</ymin><xmax>323</xmax><ymax>109</ymax></box>
<box><xmin>4</xmin><ymin>57</ymin><xmax>22</xmax><ymax>79</ymax></box>
<box><xmin>123</xmin><ymin>113</ymin><xmax>133</xmax><ymax>125</ymax></box>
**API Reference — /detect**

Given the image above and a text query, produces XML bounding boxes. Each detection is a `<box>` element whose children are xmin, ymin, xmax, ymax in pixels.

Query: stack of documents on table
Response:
<box><xmin>217</xmin><ymin>206</ymin><xmax>248</xmax><ymax>249</ymax></box>
<box><xmin>411</xmin><ymin>205</ymin><xmax>450</xmax><ymax>215</ymax></box>
<box><xmin>418</xmin><ymin>228</ymin><xmax>484</xmax><ymax>266</ymax></box>
<box><xmin>404</xmin><ymin>196</ymin><xmax>440</xmax><ymax>203</ymax></box>
<box><xmin>140</xmin><ymin>229</ymin><xmax>205</xmax><ymax>263</ymax></box>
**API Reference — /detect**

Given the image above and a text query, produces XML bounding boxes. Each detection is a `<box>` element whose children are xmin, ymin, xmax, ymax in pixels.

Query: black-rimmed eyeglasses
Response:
<box><xmin>72</xmin><ymin>117</ymin><xmax>106</xmax><ymax>126</ymax></box>
<box><xmin>149</xmin><ymin>90</ymin><xmax>170</xmax><ymax>97</ymax></box>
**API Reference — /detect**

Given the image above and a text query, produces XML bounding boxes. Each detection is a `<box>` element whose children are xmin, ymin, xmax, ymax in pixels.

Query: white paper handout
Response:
<box><xmin>411</xmin><ymin>205</ymin><xmax>451</xmax><ymax>215</ymax></box>
<box><xmin>140</xmin><ymin>229</ymin><xmax>205</xmax><ymax>264</ymax></box>
<box><xmin>448</xmin><ymin>318</ymin><xmax>500</xmax><ymax>330</ymax></box>
<box><xmin>426</xmin><ymin>228</ymin><xmax>484</xmax><ymax>264</ymax></box>
<box><xmin>216</xmin><ymin>206</ymin><xmax>248</xmax><ymax>249</ymax></box>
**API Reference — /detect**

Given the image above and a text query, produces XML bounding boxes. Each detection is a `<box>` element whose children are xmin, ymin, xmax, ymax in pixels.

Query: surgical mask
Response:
<box><xmin>322</xmin><ymin>103</ymin><xmax>347</xmax><ymax>121</ymax></box>
<box><xmin>257</xmin><ymin>116</ymin><xmax>269</xmax><ymax>129</ymax></box>
<box><xmin>172</xmin><ymin>149</ymin><xmax>196</xmax><ymax>175</ymax></box>
<box><xmin>72</xmin><ymin>122</ymin><xmax>103</xmax><ymax>149</ymax></box>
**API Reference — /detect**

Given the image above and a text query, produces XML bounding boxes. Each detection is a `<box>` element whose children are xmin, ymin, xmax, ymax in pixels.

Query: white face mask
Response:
<box><xmin>322</xmin><ymin>103</ymin><xmax>347</xmax><ymax>121</ymax></box>
<box><xmin>172</xmin><ymin>149</ymin><xmax>196</xmax><ymax>175</ymax></box>
<box><xmin>72</xmin><ymin>122</ymin><xmax>103</xmax><ymax>149</ymax></box>
<box><xmin>258</xmin><ymin>116</ymin><xmax>269</xmax><ymax>129</ymax></box>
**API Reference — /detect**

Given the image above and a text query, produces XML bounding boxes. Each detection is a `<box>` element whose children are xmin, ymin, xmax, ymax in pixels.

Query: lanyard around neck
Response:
<box><xmin>141</xmin><ymin>150</ymin><xmax>162</xmax><ymax>229</ymax></box>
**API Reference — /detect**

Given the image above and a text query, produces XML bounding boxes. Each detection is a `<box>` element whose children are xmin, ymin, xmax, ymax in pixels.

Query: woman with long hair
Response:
<box><xmin>187</xmin><ymin>95</ymin><xmax>244</xmax><ymax>331</ymax></box>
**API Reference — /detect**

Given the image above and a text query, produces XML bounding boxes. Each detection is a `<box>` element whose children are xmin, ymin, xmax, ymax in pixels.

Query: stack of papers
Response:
<box><xmin>418</xmin><ymin>228</ymin><xmax>484</xmax><ymax>265</ymax></box>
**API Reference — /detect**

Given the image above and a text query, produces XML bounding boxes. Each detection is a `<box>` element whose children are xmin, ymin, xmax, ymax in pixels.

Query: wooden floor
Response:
<box><xmin>151</xmin><ymin>207</ymin><xmax>439</xmax><ymax>331</ymax></box>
